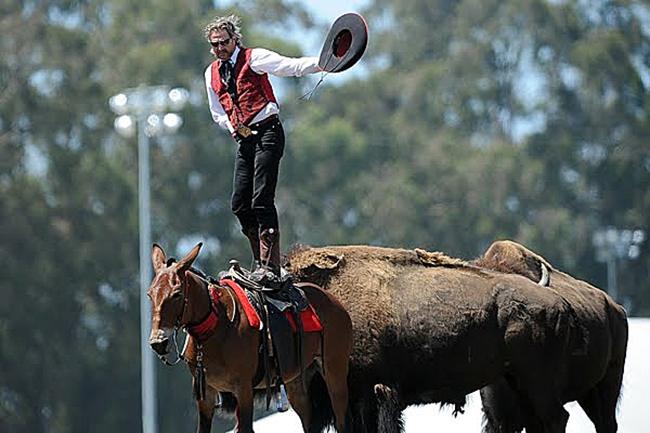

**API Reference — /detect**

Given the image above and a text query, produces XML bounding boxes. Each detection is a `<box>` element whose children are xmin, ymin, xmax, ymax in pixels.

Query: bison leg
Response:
<box><xmin>512</xmin><ymin>382</ymin><xmax>568</xmax><ymax>433</ymax></box>
<box><xmin>578</xmin><ymin>390</ymin><xmax>615</xmax><ymax>433</ymax></box>
<box><xmin>576</xmin><ymin>366</ymin><xmax>623</xmax><ymax>433</ymax></box>
<box><xmin>492</xmin><ymin>369</ymin><xmax>568</xmax><ymax>433</ymax></box>
<box><xmin>524</xmin><ymin>406</ymin><xmax>569</xmax><ymax>433</ymax></box>
<box><xmin>349</xmin><ymin>396</ymin><xmax>379</xmax><ymax>433</ymax></box>
<box><xmin>480</xmin><ymin>380</ymin><xmax>525</xmax><ymax>433</ymax></box>
<box><xmin>515</xmin><ymin>388</ymin><xmax>569</xmax><ymax>433</ymax></box>
<box><xmin>577</xmin><ymin>331</ymin><xmax>625</xmax><ymax>433</ymax></box>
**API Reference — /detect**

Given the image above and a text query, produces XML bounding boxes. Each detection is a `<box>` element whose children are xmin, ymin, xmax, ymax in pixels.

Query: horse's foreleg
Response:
<box><xmin>195</xmin><ymin>386</ymin><xmax>218</xmax><ymax>433</ymax></box>
<box><xmin>234</xmin><ymin>386</ymin><xmax>255</xmax><ymax>433</ymax></box>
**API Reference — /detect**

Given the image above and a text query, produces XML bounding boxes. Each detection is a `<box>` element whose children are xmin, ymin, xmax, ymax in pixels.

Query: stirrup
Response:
<box><xmin>277</xmin><ymin>384</ymin><xmax>289</xmax><ymax>412</ymax></box>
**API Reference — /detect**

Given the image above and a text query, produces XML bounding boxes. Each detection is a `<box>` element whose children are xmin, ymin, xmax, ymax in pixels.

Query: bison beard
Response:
<box><xmin>285</xmin><ymin>245</ymin><xmax>589</xmax><ymax>433</ymax></box>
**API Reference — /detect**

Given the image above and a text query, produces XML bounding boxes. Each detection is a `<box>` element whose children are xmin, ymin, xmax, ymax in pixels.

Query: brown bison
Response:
<box><xmin>285</xmin><ymin>245</ymin><xmax>587</xmax><ymax>433</ymax></box>
<box><xmin>473</xmin><ymin>240</ymin><xmax>628</xmax><ymax>433</ymax></box>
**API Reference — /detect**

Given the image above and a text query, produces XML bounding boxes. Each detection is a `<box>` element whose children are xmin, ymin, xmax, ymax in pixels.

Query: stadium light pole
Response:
<box><xmin>592</xmin><ymin>226</ymin><xmax>645</xmax><ymax>303</ymax></box>
<box><xmin>109</xmin><ymin>85</ymin><xmax>189</xmax><ymax>433</ymax></box>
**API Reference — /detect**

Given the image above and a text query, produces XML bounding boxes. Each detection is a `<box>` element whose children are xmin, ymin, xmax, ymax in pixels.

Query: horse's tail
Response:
<box><xmin>308</xmin><ymin>373</ymin><xmax>335</xmax><ymax>433</ymax></box>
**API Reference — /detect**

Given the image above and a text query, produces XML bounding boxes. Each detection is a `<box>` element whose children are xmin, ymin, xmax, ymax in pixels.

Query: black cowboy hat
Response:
<box><xmin>318</xmin><ymin>13</ymin><xmax>369</xmax><ymax>73</ymax></box>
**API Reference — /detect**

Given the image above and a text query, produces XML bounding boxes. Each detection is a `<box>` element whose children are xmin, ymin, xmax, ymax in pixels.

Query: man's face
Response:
<box><xmin>209</xmin><ymin>29</ymin><xmax>237</xmax><ymax>61</ymax></box>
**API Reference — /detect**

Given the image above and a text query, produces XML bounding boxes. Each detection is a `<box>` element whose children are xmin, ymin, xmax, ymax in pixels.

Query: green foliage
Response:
<box><xmin>2</xmin><ymin>0</ymin><xmax>649</xmax><ymax>432</ymax></box>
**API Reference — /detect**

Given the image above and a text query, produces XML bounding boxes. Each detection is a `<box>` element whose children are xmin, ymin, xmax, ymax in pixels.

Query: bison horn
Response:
<box><xmin>538</xmin><ymin>262</ymin><xmax>550</xmax><ymax>287</ymax></box>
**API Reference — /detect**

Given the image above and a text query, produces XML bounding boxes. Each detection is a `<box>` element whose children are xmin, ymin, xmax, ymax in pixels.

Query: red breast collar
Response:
<box><xmin>186</xmin><ymin>284</ymin><xmax>220</xmax><ymax>343</ymax></box>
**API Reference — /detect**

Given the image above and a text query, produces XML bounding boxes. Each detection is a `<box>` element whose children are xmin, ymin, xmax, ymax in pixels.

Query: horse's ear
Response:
<box><xmin>152</xmin><ymin>244</ymin><xmax>167</xmax><ymax>271</ymax></box>
<box><xmin>177</xmin><ymin>242</ymin><xmax>203</xmax><ymax>272</ymax></box>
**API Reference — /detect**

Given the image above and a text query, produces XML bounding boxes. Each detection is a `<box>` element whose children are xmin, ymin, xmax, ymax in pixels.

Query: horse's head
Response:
<box><xmin>147</xmin><ymin>242</ymin><xmax>202</xmax><ymax>356</ymax></box>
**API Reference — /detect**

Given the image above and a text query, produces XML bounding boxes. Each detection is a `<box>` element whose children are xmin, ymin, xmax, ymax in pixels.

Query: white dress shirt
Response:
<box><xmin>204</xmin><ymin>46</ymin><xmax>320</xmax><ymax>133</ymax></box>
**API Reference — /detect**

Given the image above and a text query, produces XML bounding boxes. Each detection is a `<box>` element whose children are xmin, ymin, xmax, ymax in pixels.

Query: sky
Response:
<box><xmin>300</xmin><ymin>0</ymin><xmax>369</xmax><ymax>22</ymax></box>
<box><xmin>218</xmin><ymin>0</ymin><xmax>371</xmax><ymax>87</ymax></box>
<box><xmin>297</xmin><ymin>0</ymin><xmax>369</xmax><ymax>51</ymax></box>
<box><xmin>289</xmin><ymin>0</ymin><xmax>371</xmax><ymax>86</ymax></box>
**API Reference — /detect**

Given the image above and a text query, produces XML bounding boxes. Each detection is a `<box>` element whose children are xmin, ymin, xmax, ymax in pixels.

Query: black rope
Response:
<box><xmin>299</xmin><ymin>52</ymin><xmax>347</xmax><ymax>100</ymax></box>
<box><xmin>300</xmin><ymin>72</ymin><xmax>328</xmax><ymax>100</ymax></box>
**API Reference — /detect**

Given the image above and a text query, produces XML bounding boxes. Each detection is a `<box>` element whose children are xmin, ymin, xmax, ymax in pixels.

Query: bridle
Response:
<box><xmin>157</xmin><ymin>327</ymin><xmax>189</xmax><ymax>366</ymax></box>
<box><xmin>156</xmin><ymin>269</ymin><xmax>237</xmax><ymax>367</ymax></box>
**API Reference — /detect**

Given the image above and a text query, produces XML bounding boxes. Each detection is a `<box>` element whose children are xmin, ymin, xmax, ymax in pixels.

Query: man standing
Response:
<box><xmin>204</xmin><ymin>15</ymin><xmax>321</xmax><ymax>282</ymax></box>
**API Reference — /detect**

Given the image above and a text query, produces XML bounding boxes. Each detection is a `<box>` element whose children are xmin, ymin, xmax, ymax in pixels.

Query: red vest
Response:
<box><xmin>211</xmin><ymin>47</ymin><xmax>278</xmax><ymax>127</ymax></box>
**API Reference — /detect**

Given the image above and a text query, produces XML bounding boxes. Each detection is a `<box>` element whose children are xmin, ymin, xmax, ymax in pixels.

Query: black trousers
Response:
<box><xmin>231</xmin><ymin>117</ymin><xmax>285</xmax><ymax>234</ymax></box>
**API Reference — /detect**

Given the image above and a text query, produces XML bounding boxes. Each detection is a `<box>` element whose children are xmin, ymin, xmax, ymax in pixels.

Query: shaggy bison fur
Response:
<box><xmin>285</xmin><ymin>245</ymin><xmax>590</xmax><ymax>433</ymax></box>
<box><xmin>473</xmin><ymin>240</ymin><xmax>628</xmax><ymax>433</ymax></box>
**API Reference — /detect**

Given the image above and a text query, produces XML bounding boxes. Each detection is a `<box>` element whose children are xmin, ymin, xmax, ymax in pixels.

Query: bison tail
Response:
<box><xmin>375</xmin><ymin>384</ymin><xmax>404</xmax><ymax>433</ymax></box>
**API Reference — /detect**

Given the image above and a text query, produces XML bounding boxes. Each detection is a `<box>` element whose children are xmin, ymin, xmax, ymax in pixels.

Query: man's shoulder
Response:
<box><xmin>204</xmin><ymin>61</ymin><xmax>218</xmax><ymax>75</ymax></box>
<box><xmin>249</xmin><ymin>47</ymin><xmax>279</xmax><ymax>58</ymax></box>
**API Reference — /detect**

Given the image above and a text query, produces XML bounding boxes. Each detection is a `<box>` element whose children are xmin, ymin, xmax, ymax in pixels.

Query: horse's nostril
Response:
<box><xmin>150</xmin><ymin>339</ymin><xmax>170</xmax><ymax>355</ymax></box>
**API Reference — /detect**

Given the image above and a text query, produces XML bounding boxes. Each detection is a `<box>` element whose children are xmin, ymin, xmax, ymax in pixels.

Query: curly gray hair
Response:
<box><xmin>204</xmin><ymin>14</ymin><xmax>243</xmax><ymax>46</ymax></box>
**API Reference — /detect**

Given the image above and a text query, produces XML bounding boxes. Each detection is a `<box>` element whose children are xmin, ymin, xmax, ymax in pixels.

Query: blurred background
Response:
<box><xmin>1</xmin><ymin>0</ymin><xmax>648</xmax><ymax>431</ymax></box>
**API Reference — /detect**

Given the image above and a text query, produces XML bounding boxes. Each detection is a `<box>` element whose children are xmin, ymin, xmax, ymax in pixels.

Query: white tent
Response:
<box><xmin>241</xmin><ymin>318</ymin><xmax>649</xmax><ymax>432</ymax></box>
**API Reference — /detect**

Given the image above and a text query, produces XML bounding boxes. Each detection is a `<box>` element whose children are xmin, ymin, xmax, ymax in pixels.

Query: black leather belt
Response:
<box><xmin>249</xmin><ymin>114</ymin><xmax>279</xmax><ymax>130</ymax></box>
<box><xmin>232</xmin><ymin>115</ymin><xmax>279</xmax><ymax>138</ymax></box>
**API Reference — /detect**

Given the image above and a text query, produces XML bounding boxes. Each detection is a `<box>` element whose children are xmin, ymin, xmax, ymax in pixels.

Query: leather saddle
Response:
<box><xmin>217</xmin><ymin>260</ymin><xmax>313</xmax><ymax>408</ymax></box>
<box><xmin>219</xmin><ymin>259</ymin><xmax>309</xmax><ymax>312</ymax></box>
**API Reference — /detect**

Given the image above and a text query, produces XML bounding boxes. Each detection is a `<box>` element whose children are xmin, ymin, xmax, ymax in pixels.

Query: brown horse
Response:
<box><xmin>147</xmin><ymin>243</ymin><xmax>353</xmax><ymax>433</ymax></box>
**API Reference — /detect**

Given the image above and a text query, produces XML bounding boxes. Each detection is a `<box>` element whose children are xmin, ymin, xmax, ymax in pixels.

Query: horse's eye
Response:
<box><xmin>171</xmin><ymin>291</ymin><xmax>183</xmax><ymax>299</ymax></box>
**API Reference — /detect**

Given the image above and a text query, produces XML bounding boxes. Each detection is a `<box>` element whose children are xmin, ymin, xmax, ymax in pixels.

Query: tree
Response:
<box><xmin>1</xmin><ymin>0</ymin><xmax>318</xmax><ymax>431</ymax></box>
<box><xmin>283</xmin><ymin>0</ymin><xmax>649</xmax><ymax>312</ymax></box>
<box><xmin>2</xmin><ymin>0</ymin><xmax>649</xmax><ymax>431</ymax></box>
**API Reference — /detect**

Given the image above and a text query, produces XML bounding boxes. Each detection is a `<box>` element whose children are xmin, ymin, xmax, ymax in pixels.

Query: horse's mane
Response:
<box><xmin>190</xmin><ymin>266</ymin><xmax>211</xmax><ymax>281</ymax></box>
<box><xmin>166</xmin><ymin>257</ymin><xmax>213</xmax><ymax>282</ymax></box>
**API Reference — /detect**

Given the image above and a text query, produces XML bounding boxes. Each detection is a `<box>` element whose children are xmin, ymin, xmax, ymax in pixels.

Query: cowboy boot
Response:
<box><xmin>252</xmin><ymin>228</ymin><xmax>281</xmax><ymax>284</ymax></box>
<box><xmin>242</xmin><ymin>226</ymin><xmax>261</xmax><ymax>271</ymax></box>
